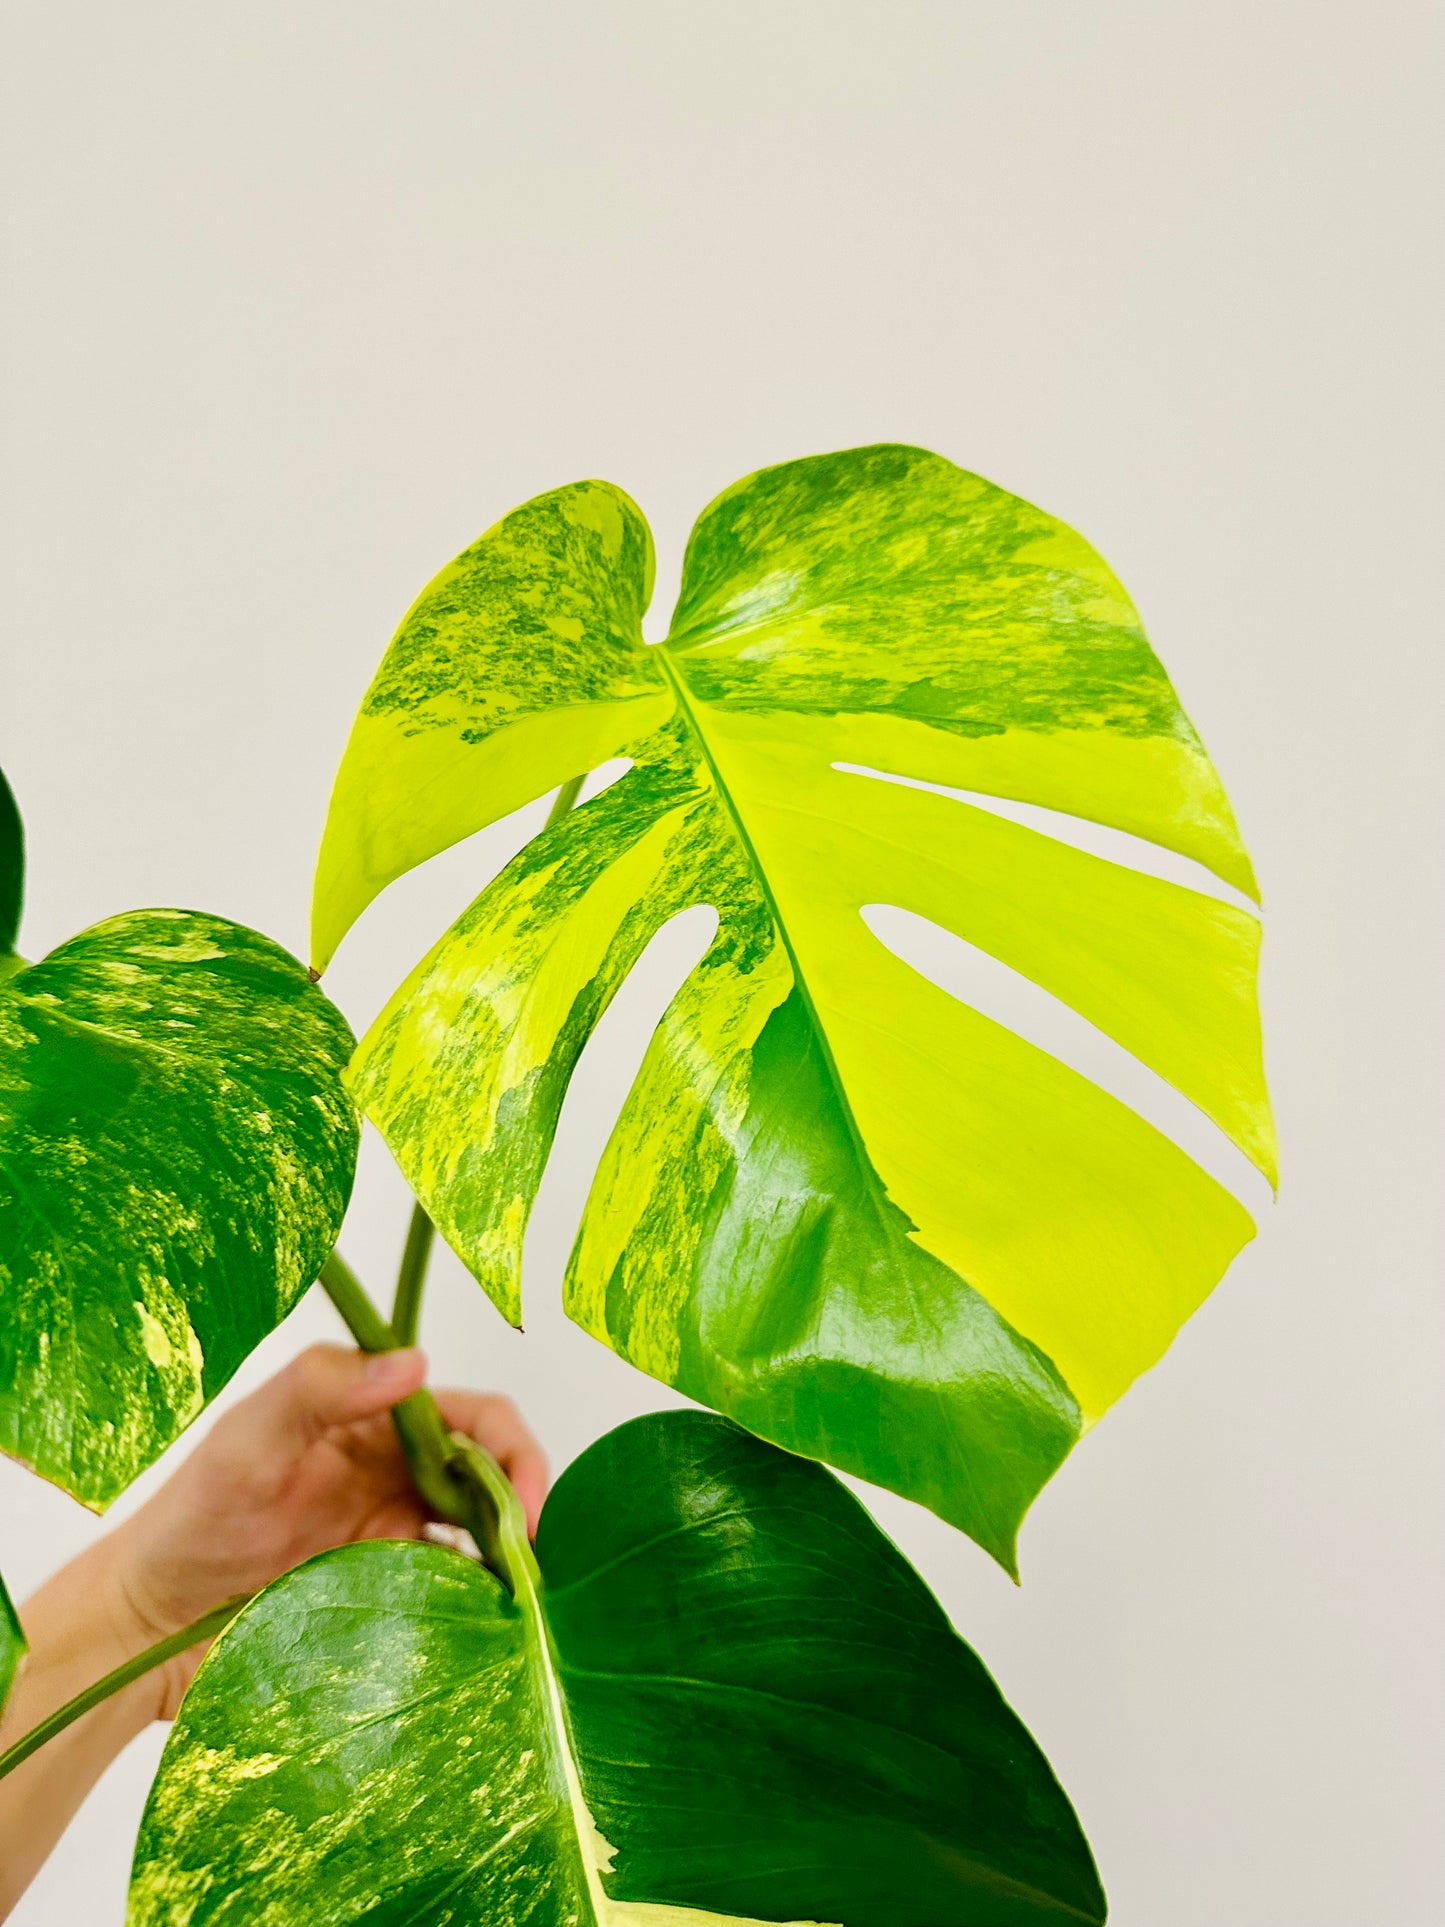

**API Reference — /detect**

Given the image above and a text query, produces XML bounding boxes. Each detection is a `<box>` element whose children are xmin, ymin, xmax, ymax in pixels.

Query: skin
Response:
<box><xmin>0</xmin><ymin>1343</ymin><xmax>547</xmax><ymax>1918</ymax></box>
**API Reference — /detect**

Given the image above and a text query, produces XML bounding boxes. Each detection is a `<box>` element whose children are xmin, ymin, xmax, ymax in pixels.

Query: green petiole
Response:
<box><xmin>0</xmin><ymin>1596</ymin><xmax>251</xmax><ymax>1785</ymax></box>
<box><xmin>390</xmin><ymin>1203</ymin><xmax>435</xmax><ymax>1348</ymax></box>
<box><xmin>316</xmin><ymin>1251</ymin><xmax>508</xmax><ymax>1579</ymax></box>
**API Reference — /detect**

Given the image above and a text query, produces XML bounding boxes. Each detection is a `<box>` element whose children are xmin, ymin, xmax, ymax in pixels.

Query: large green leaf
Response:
<box><xmin>130</xmin><ymin>1410</ymin><xmax>1106</xmax><ymax>1925</ymax></box>
<box><xmin>0</xmin><ymin>894</ymin><xmax>359</xmax><ymax>1507</ymax></box>
<box><xmin>312</xmin><ymin>445</ymin><xmax>1274</xmax><ymax>1568</ymax></box>
<box><xmin>0</xmin><ymin>1569</ymin><xmax>23</xmax><ymax>1719</ymax></box>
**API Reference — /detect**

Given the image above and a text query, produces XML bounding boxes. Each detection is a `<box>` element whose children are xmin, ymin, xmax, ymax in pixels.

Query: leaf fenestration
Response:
<box><xmin>314</xmin><ymin>445</ymin><xmax>1274</xmax><ymax>1566</ymax></box>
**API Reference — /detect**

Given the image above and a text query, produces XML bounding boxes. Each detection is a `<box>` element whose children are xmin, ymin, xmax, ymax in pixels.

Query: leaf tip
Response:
<box><xmin>974</xmin><ymin>1510</ymin><xmax>1025</xmax><ymax>1583</ymax></box>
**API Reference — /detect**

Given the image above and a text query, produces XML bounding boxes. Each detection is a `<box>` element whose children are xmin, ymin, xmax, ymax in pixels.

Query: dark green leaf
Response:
<box><xmin>0</xmin><ymin>909</ymin><xmax>358</xmax><ymax>1507</ymax></box>
<box><xmin>131</xmin><ymin>1411</ymin><xmax>1105</xmax><ymax>1925</ymax></box>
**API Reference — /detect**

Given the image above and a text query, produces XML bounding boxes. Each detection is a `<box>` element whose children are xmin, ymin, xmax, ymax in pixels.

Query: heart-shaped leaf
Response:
<box><xmin>0</xmin><ymin>821</ymin><xmax>359</xmax><ymax>1505</ymax></box>
<box><xmin>130</xmin><ymin>1410</ymin><xmax>1106</xmax><ymax>1925</ymax></box>
<box><xmin>312</xmin><ymin>445</ymin><xmax>1273</xmax><ymax>1568</ymax></box>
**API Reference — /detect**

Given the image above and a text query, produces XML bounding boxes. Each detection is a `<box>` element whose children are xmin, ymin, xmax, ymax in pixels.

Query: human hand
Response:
<box><xmin>98</xmin><ymin>1344</ymin><xmax>548</xmax><ymax>1718</ymax></box>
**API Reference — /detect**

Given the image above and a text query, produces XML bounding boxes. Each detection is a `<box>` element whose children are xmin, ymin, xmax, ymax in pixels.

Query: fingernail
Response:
<box><xmin>365</xmin><ymin>1346</ymin><xmax>424</xmax><ymax>1386</ymax></box>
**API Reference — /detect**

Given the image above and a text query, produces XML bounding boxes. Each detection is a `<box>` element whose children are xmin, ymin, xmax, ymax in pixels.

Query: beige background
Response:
<box><xmin>2</xmin><ymin>3</ymin><xmax>1442</xmax><ymax>1921</ymax></box>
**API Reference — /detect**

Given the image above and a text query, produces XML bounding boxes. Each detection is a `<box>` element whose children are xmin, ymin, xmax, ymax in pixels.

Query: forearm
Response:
<box><xmin>0</xmin><ymin>1537</ymin><xmax>163</xmax><ymax>1917</ymax></box>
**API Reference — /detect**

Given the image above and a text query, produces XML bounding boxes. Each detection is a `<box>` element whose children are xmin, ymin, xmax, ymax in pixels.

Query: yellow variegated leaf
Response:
<box><xmin>311</xmin><ymin>480</ymin><xmax>670</xmax><ymax>971</ymax></box>
<box><xmin>314</xmin><ymin>445</ymin><xmax>1274</xmax><ymax>1568</ymax></box>
<box><xmin>1</xmin><ymin>765</ymin><xmax>359</xmax><ymax>1509</ymax></box>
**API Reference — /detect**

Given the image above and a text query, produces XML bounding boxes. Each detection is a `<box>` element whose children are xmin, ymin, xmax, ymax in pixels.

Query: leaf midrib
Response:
<box><xmin>567</xmin><ymin>1670</ymin><xmax>1100</xmax><ymax>1922</ymax></box>
<box><xmin>649</xmin><ymin>647</ymin><xmax>990</xmax><ymax>1487</ymax></box>
<box><xmin>485</xmin><ymin>1473</ymin><xmax>610</xmax><ymax>1927</ymax></box>
<box><xmin>652</xmin><ymin>647</ymin><xmax>905</xmax><ymax>1257</ymax></box>
<box><xmin>558</xmin><ymin>1661</ymin><xmax>996</xmax><ymax>1784</ymax></box>
<box><xmin>656</xmin><ymin>647</ymin><xmax>1006</xmax><ymax>1530</ymax></box>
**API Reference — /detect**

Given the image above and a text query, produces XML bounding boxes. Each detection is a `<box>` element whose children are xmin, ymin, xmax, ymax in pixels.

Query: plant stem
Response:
<box><xmin>545</xmin><ymin>773</ymin><xmax>585</xmax><ymax>826</ymax></box>
<box><xmin>390</xmin><ymin>1202</ymin><xmax>434</xmax><ymax>1348</ymax></box>
<box><xmin>443</xmin><ymin>1433</ymin><xmax>536</xmax><ymax>1594</ymax></box>
<box><xmin>0</xmin><ymin>1597</ymin><xmax>250</xmax><ymax>1784</ymax></box>
<box><xmin>318</xmin><ymin>1249</ymin><xmax>394</xmax><ymax>1350</ymax></box>
<box><xmin>316</xmin><ymin>1251</ymin><xmax>501</xmax><ymax>1557</ymax></box>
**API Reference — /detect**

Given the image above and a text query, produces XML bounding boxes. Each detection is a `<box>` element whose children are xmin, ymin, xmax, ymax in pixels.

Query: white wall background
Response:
<box><xmin>2</xmin><ymin>3</ymin><xmax>1442</xmax><ymax>1921</ymax></box>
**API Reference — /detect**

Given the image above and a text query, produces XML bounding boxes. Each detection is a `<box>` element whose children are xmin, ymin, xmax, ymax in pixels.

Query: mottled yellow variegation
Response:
<box><xmin>315</xmin><ymin>444</ymin><xmax>1274</xmax><ymax>1568</ymax></box>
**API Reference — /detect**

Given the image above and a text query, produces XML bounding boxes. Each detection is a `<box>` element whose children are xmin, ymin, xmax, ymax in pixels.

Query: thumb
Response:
<box><xmin>209</xmin><ymin>1343</ymin><xmax>428</xmax><ymax>1482</ymax></box>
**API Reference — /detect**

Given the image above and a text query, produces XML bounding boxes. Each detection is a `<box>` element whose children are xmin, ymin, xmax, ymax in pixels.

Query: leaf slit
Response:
<box><xmin>861</xmin><ymin>902</ymin><xmax>1271</xmax><ymax>1217</ymax></box>
<box><xmin>836</xmin><ymin>761</ymin><xmax>1261</xmax><ymax>913</ymax></box>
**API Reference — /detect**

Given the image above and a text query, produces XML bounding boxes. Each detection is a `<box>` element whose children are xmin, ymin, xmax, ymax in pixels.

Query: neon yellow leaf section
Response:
<box><xmin>670</xmin><ymin>456</ymin><xmax>1259</xmax><ymax>900</ymax></box>
<box><xmin>682</xmin><ymin>710</ymin><xmax>1270</xmax><ymax>1416</ymax></box>
<box><xmin>332</xmin><ymin>444</ymin><xmax>1274</xmax><ymax>1565</ymax></box>
<box><xmin>310</xmin><ymin>479</ymin><xmax>671</xmax><ymax>972</ymax></box>
<box><xmin>353</xmin><ymin>758</ymin><xmax>703</xmax><ymax>1327</ymax></box>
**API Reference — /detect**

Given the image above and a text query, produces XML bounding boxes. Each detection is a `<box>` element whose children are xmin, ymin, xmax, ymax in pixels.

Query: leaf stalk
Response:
<box><xmin>390</xmin><ymin>1203</ymin><xmax>434</xmax><ymax>1347</ymax></box>
<box><xmin>0</xmin><ymin>1597</ymin><xmax>251</xmax><ymax>1784</ymax></box>
<box><xmin>316</xmin><ymin>1251</ymin><xmax>505</xmax><ymax>1569</ymax></box>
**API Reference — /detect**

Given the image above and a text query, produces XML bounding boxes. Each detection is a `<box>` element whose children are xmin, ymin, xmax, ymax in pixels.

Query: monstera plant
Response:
<box><xmin>0</xmin><ymin>444</ymin><xmax>1271</xmax><ymax>1924</ymax></box>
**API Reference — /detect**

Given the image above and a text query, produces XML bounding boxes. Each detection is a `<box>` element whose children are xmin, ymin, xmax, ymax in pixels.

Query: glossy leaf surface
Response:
<box><xmin>0</xmin><ymin>908</ymin><xmax>358</xmax><ymax>1507</ymax></box>
<box><xmin>314</xmin><ymin>445</ymin><xmax>1273</xmax><ymax>1566</ymax></box>
<box><xmin>0</xmin><ymin>1569</ymin><xmax>22</xmax><ymax>1719</ymax></box>
<box><xmin>131</xmin><ymin>1411</ymin><xmax>1105</xmax><ymax>1925</ymax></box>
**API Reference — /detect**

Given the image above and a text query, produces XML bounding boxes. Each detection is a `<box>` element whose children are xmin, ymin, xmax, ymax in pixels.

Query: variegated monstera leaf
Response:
<box><xmin>131</xmin><ymin>1412</ymin><xmax>1106</xmax><ymax>1926</ymax></box>
<box><xmin>312</xmin><ymin>444</ymin><xmax>1274</xmax><ymax>1570</ymax></box>
<box><xmin>0</xmin><ymin>765</ymin><xmax>358</xmax><ymax>1507</ymax></box>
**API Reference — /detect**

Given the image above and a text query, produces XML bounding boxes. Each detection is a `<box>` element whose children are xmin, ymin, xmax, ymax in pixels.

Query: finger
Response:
<box><xmin>357</xmin><ymin>1495</ymin><xmax>429</xmax><ymax>1543</ymax></box>
<box><xmin>434</xmin><ymin>1389</ymin><xmax>549</xmax><ymax>1537</ymax></box>
<box><xmin>207</xmin><ymin>1343</ymin><xmax>429</xmax><ymax>1486</ymax></box>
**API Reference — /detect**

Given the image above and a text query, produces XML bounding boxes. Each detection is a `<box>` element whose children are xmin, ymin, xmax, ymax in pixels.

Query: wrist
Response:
<box><xmin>63</xmin><ymin>1532</ymin><xmax>174</xmax><ymax>1725</ymax></box>
<box><xmin>0</xmin><ymin>1535</ymin><xmax>170</xmax><ymax>1917</ymax></box>
<box><xmin>89</xmin><ymin>1521</ymin><xmax>192</xmax><ymax>1726</ymax></box>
